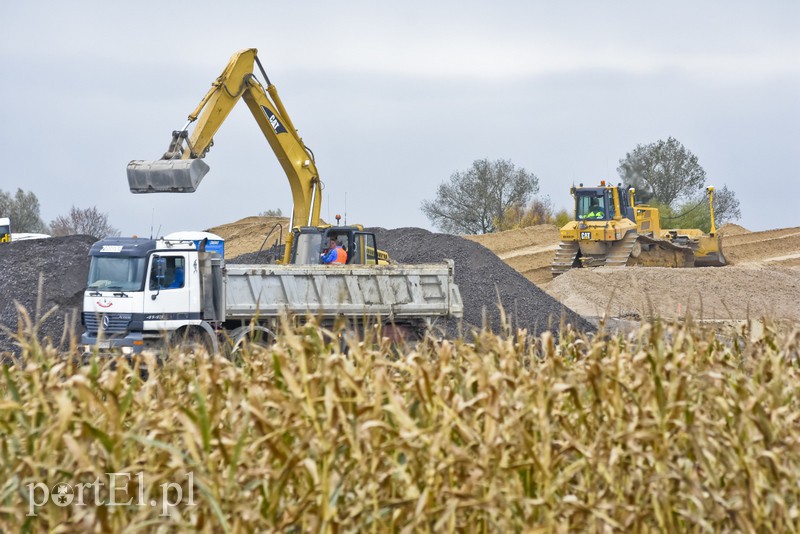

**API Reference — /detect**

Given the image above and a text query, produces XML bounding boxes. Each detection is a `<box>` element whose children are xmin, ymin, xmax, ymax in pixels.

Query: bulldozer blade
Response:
<box><xmin>694</xmin><ymin>251</ymin><xmax>727</xmax><ymax>267</ymax></box>
<box><xmin>127</xmin><ymin>159</ymin><xmax>210</xmax><ymax>193</ymax></box>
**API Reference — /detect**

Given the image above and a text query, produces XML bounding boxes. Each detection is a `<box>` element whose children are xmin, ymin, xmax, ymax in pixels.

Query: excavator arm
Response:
<box><xmin>127</xmin><ymin>48</ymin><xmax>323</xmax><ymax>231</ymax></box>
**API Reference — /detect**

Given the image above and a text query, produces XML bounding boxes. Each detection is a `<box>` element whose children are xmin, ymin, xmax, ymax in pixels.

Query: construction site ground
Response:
<box><xmin>467</xmin><ymin>223</ymin><xmax>800</xmax><ymax>324</ymax></box>
<box><xmin>208</xmin><ymin>216</ymin><xmax>799</xmax><ymax>324</ymax></box>
<box><xmin>2</xmin><ymin>217</ymin><xmax>798</xmax><ymax>355</ymax></box>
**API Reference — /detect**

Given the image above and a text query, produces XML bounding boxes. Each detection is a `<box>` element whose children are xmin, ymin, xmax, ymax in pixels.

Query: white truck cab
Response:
<box><xmin>82</xmin><ymin>232</ymin><xmax>223</xmax><ymax>353</ymax></box>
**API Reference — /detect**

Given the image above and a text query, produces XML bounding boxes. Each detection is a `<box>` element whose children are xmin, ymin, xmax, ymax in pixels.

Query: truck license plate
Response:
<box><xmin>580</xmin><ymin>232</ymin><xmax>592</xmax><ymax>240</ymax></box>
<box><xmin>96</xmin><ymin>341</ymin><xmax>111</xmax><ymax>349</ymax></box>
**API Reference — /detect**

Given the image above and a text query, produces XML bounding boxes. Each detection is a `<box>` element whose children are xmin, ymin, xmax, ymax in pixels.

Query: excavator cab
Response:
<box><xmin>290</xmin><ymin>227</ymin><xmax>383</xmax><ymax>266</ymax></box>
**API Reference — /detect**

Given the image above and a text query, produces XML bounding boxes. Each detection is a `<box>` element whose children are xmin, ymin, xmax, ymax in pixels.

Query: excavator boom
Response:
<box><xmin>127</xmin><ymin>48</ymin><xmax>322</xmax><ymax>229</ymax></box>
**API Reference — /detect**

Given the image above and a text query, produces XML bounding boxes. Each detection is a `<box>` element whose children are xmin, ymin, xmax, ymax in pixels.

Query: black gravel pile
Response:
<box><xmin>228</xmin><ymin>244</ymin><xmax>285</xmax><ymax>265</ymax></box>
<box><xmin>0</xmin><ymin>236</ymin><xmax>95</xmax><ymax>355</ymax></box>
<box><xmin>369</xmin><ymin>227</ymin><xmax>593</xmax><ymax>337</ymax></box>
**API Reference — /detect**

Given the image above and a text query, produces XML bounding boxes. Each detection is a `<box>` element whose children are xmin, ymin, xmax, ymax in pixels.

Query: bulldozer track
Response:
<box><xmin>550</xmin><ymin>241</ymin><xmax>580</xmax><ymax>277</ymax></box>
<box><xmin>605</xmin><ymin>231</ymin><xmax>639</xmax><ymax>267</ymax></box>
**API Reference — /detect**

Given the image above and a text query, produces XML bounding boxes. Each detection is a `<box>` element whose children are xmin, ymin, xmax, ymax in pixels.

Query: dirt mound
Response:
<box><xmin>466</xmin><ymin>225</ymin><xmax>560</xmax><ymax>255</ymax></box>
<box><xmin>207</xmin><ymin>216</ymin><xmax>291</xmax><ymax>260</ymax></box>
<box><xmin>545</xmin><ymin>265</ymin><xmax>800</xmax><ymax>321</ymax></box>
<box><xmin>369</xmin><ymin>227</ymin><xmax>593</xmax><ymax>337</ymax></box>
<box><xmin>721</xmin><ymin>227</ymin><xmax>800</xmax><ymax>266</ymax></box>
<box><xmin>719</xmin><ymin>223</ymin><xmax>750</xmax><ymax>237</ymax></box>
<box><xmin>0</xmin><ymin>236</ymin><xmax>95</xmax><ymax>355</ymax></box>
<box><xmin>464</xmin><ymin>225</ymin><xmax>561</xmax><ymax>286</ymax></box>
<box><xmin>468</xmin><ymin>220</ymin><xmax>800</xmax><ymax>286</ymax></box>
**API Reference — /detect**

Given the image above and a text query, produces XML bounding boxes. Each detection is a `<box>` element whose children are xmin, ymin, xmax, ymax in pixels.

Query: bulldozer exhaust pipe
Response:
<box><xmin>127</xmin><ymin>159</ymin><xmax>210</xmax><ymax>193</ymax></box>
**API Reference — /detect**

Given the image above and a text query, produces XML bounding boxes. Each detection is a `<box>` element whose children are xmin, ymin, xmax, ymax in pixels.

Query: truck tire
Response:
<box><xmin>228</xmin><ymin>325</ymin><xmax>276</xmax><ymax>361</ymax></box>
<box><xmin>174</xmin><ymin>326</ymin><xmax>214</xmax><ymax>356</ymax></box>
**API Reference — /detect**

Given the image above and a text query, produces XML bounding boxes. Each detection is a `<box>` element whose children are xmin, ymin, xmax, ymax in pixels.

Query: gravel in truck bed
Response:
<box><xmin>0</xmin><ymin>235</ymin><xmax>95</xmax><ymax>355</ymax></box>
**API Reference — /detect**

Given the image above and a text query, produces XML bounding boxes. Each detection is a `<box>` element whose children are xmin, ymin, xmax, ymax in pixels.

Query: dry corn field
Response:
<box><xmin>2</xmin><ymin>314</ymin><xmax>800</xmax><ymax>531</ymax></box>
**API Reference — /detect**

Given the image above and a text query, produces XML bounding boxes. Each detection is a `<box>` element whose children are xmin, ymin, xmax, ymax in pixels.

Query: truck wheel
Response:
<box><xmin>381</xmin><ymin>322</ymin><xmax>422</xmax><ymax>345</ymax></box>
<box><xmin>228</xmin><ymin>325</ymin><xmax>275</xmax><ymax>361</ymax></box>
<box><xmin>174</xmin><ymin>327</ymin><xmax>213</xmax><ymax>356</ymax></box>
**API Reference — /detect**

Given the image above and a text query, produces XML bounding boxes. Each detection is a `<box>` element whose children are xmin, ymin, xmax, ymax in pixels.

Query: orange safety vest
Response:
<box><xmin>332</xmin><ymin>247</ymin><xmax>347</xmax><ymax>264</ymax></box>
<box><xmin>323</xmin><ymin>246</ymin><xmax>347</xmax><ymax>264</ymax></box>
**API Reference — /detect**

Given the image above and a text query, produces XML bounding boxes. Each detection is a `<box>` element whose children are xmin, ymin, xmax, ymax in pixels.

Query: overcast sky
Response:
<box><xmin>1</xmin><ymin>1</ymin><xmax>797</xmax><ymax>237</ymax></box>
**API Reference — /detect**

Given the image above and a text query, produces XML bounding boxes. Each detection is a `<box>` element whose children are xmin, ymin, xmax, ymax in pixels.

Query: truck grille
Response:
<box><xmin>83</xmin><ymin>313</ymin><xmax>133</xmax><ymax>334</ymax></box>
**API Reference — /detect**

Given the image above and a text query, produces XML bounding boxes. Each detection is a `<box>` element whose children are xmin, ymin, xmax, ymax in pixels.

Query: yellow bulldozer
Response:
<box><xmin>551</xmin><ymin>182</ymin><xmax>726</xmax><ymax>276</ymax></box>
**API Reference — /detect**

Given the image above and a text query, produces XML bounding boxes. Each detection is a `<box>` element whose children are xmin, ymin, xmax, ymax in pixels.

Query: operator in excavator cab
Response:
<box><xmin>321</xmin><ymin>237</ymin><xmax>347</xmax><ymax>264</ymax></box>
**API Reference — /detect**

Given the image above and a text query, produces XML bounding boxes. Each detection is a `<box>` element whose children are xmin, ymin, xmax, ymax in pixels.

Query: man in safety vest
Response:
<box><xmin>586</xmin><ymin>199</ymin><xmax>604</xmax><ymax>219</ymax></box>
<box><xmin>321</xmin><ymin>237</ymin><xmax>347</xmax><ymax>264</ymax></box>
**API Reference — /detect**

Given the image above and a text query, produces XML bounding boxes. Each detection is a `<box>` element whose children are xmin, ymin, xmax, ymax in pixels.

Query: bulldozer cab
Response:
<box><xmin>574</xmin><ymin>185</ymin><xmax>635</xmax><ymax>222</ymax></box>
<box><xmin>576</xmin><ymin>189</ymin><xmax>610</xmax><ymax>220</ymax></box>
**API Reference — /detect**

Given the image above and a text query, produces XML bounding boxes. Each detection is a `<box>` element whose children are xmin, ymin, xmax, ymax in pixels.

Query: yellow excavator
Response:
<box><xmin>551</xmin><ymin>182</ymin><xmax>726</xmax><ymax>276</ymax></box>
<box><xmin>127</xmin><ymin>48</ymin><xmax>387</xmax><ymax>265</ymax></box>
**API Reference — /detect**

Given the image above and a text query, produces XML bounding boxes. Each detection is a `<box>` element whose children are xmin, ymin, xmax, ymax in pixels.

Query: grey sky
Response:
<box><xmin>1</xmin><ymin>1</ymin><xmax>798</xmax><ymax>236</ymax></box>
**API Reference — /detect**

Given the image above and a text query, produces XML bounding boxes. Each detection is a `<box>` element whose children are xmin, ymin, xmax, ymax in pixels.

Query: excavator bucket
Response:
<box><xmin>127</xmin><ymin>159</ymin><xmax>210</xmax><ymax>193</ymax></box>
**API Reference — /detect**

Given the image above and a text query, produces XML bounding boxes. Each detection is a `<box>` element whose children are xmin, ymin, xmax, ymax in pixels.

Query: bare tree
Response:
<box><xmin>0</xmin><ymin>188</ymin><xmax>49</xmax><ymax>233</ymax></box>
<box><xmin>495</xmin><ymin>196</ymin><xmax>556</xmax><ymax>231</ymax></box>
<box><xmin>421</xmin><ymin>159</ymin><xmax>539</xmax><ymax>234</ymax></box>
<box><xmin>617</xmin><ymin>137</ymin><xmax>740</xmax><ymax>224</ymax></box>
<box><xmin>710</xmin><ymin>185</ymin><xmax>742</xmax><ymax>225</ymax></box>
<box><xmin>666</xmin><ymin>185</ymin><xmax>742</xmax><ymax>232</ymax></box>
<box><xmin>50</xmin><ymin>206</ymin><xmax>120</xmax><ymax>238</ymax></box>
<box><xmin>617</xmin><ymin>137</ymin><xmax>706</xmax><ymax>206</ymax></box>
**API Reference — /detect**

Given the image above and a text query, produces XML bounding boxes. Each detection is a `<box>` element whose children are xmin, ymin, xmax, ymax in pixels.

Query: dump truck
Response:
<box><xmin>81</xmin><ymin>232</ymin><xmax>463</xmax><ymax>354</ymax></box>
<box><xmin>551</xmin><ymin>183</ymin><xmax>726</xmax><ymax>276</ymax></box>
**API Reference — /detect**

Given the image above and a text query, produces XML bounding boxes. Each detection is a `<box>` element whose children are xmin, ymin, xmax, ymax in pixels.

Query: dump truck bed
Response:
<box><xmin>223</xmin><ymin>261</ymin><xmax>463</xmax><ymax>321</ymax></box>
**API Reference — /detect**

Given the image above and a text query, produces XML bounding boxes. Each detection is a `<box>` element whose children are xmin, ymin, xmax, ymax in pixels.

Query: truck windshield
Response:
<box><xmin>87</xmin><ymin>256</ymin><xmax>147</xmax><ymax>291</ymax></box>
